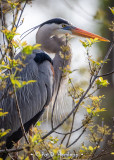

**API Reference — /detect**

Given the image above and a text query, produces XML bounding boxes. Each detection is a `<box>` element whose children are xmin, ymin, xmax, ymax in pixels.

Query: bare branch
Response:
<box><xmin>11</xmin><ymin>5</ymin><xmax>20</xmax><ymax>30</ymax></box>
<box><xmin>54</xmin><ymin>113</ymin><xmax>92</xmax><ymax>136</ymax></box>
<box><xmin>16</xmin><ymin>1</ymin><xmax>27</xmax><ymax>28</ymax></box>
<box><xmin>66</xmin><ymin>127</ymin><xmax>87</xmax><ymax>148</ymax></box>
<box><xmin>87</xmin><ymin>50</ymin><xmax>92</xmax><ymax>73</ymax></box>
<box><xmin>0</xmin><ymin>1</ymin><xmax>6</xmax><ymax>47</ymax></box>
<box><xmin>90</xmin><ymin>130</ymin><xmax>105</xmax><ymax>159</ymax></box>
<box><xmin>66</xmin><ymin>111</ymin><xmax>76</xmax><ymax>147</ymax></box>
<box><xmin>13</xmin><ymin>86</ymin><xmax>29</xmax><ymax>144</ymax></box>
<box><xmin>97</xmin><ymin>43</ymin><xmax>114</xmax><ymax>73</ymax></box>
<box><xmin>60</xmin><ymin>135</ymin><xmax>67</xmax><ymax>144</ymax></box>
<box><xmin>0</xmin><ymin>147</ymin><xmax>23</xmax><ymax>154</ymax></box>
<box><xmin>92</xmin><ymin>151</ymin><xmax>113</xmax><ymax>160</ymax></box>
<box><xmin>97</xmin><ymin>70</ymin><xmax>114</xmax><ymax>78</ymax></box>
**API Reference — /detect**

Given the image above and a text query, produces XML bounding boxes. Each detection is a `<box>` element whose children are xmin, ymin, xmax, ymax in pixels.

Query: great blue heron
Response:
<box><xmin>0</xmin><ymin>18</ymin><xmax>109</xmax><ymax>158</ymax></box>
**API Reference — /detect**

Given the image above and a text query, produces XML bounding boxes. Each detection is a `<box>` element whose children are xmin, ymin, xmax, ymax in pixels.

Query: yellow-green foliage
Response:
<box><xmin>0</xmin><ymin>1</ymin><xmax>113</xmax><ymax>159</ymax></box>
<box><xmin>22</xmin><ymin>44</ymin><xmax>41</xmax><ymax>55</ymax></box>
<box><xmin>84</xmin><ymin>95</ymin><xmax>106</xmax><ymax>116</ymax></box>
<box><xmin>0</xmin><ymin>108</ymin><xmax>8</xmax><ymax>117</ymax></box>
<box><xmin>96</xmin><ymin>77</ymin><xmax>109</xmax><ymax>87</ymax></box>
<box><xmin>7</xmin><ymin>0</ymin><xmax>19</xmax><ymax>9</ymax></box>
<box><xmin>109</xmin><ymin>7</ymin><xmax>114</xmax><ymax>15</ymax></box>
<box><xmin>80</xmin><ymin>38</ymin><xmax>100</xmax><ymax>48</ymax></box>
<box><xmin>1</xmin><ymin>27</ymin><xmax>20</xmax><ymax>41</ymax></box>
<box><xmin>0</xmin><ymin>109</ymin><xmax>10</xmax><ymax>140</ymax></box>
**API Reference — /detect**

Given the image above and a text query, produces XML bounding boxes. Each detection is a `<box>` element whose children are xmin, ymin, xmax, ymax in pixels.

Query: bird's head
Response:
<box><xmin>39</xmin><ymin>18</ymin><xmax>109</xmax><ymax>42</ymax></box>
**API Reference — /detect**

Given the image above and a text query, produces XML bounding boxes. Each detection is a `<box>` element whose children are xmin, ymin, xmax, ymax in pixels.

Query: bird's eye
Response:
<box><xmin>62</xmin><ymin>24</ymin><xmax>67</xmax><ymax>28</ymax></box>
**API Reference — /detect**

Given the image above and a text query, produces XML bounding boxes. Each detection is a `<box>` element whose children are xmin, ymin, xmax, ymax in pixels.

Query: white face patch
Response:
<box><xmin>39</xmin><ymin>23</ymin><xmax>72</xmax><ymax>39</ymax></box>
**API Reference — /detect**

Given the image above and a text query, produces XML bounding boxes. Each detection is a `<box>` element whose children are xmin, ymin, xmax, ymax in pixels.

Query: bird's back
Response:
<box><xmin>0</xmin><ymin>50</ymin><xmax>54</xmax><ymax>149</ymax></box>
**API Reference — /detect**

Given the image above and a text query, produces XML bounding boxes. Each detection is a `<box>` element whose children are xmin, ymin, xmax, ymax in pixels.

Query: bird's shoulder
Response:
<box><xmin>33</xmin><ymin>50</ymin><xmax>53</xmax><ymax>65</ymax></box>
<box><xmin>15</xmin><ymin>49</ymin><xmax>53</xmax><ymax>65</ymax></box>
<box><xmin>15</xmin><ymin>49</ymin><xmax>54</xmax><ymax>81</ymax></box>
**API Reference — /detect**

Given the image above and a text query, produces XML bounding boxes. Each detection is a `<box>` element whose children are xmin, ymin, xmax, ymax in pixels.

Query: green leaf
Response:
<box><xmin>22</xmin><ymin>44</ymin><xmax>41</xmax><ymax>55</ymax></box>
<box><xmin>109</xmin><ymin>7</ymin><xmax>114</xmax><ymax>15</ymax></box>
<box><xmin>82</xmin><ymin>145</ymin><xmax>87</xmax><ymax>150</ymax></box>
<box><xmin>87</xmin><ymin>108</ymin><xmax>92</xmax><ymax>114</ymax></box>
<box><xmin>89</xmin><ymin>146</ymin><xmax>93</xmax><ymax>151</ymax></box>
<box><xmin>80</xmin><ymin>38</ymin><xmax>99</xmax><ymax>48</ymax></box>
<box><xmin>22</xmin><ymin>45</ymin><xmax>33</xmax><ymax>55</ymax></box>
<box><xmin>25</xmin><ymin>157</ymin><xmax>29</xmax><ymax>160</ymax></box>
<box><xmin>1</xmin><ymin>28</ymin><xmax>20</xmax><ymax>41</ymax></box>
<box><xmin>10</xmin><ymin>74</ymin><xmax>36</xmax><ymax>89</ymax></box>
<box><xmin>36</xmin><ymin>121</ymin><xmax>42</xmax><ymax>127</ymax></box>
<box><xmin>96</xmin><ymin>77</ymin><xmax>109</xmax><ymax>87</ymax></box>
<box><xmin>0</xmin><ymin>129</ymin><xmax>10</xmax><ymax>138</ymax></box>
<box><xmin>0</xmin><ymin>109</ymin><xmax>8</xmax><ymax>117</ymax></box>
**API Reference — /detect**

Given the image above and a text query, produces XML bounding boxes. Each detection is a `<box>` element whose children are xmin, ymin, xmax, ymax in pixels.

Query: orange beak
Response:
<box><xmin>71</xmin><ymin>27</ymin><xmax>110</xmax><ymax>42</ymax></box>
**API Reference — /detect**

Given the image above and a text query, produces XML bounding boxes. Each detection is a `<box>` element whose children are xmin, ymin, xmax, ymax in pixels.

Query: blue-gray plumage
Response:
<box><xmin>0</xmin><ymin>18</ymin><xmax>108</xmax><ymax>159</ymax></box>
<box><xmin>0</xmin><ymin>50</ymin><xmax>54</xmax><ymax>149</ymax></box>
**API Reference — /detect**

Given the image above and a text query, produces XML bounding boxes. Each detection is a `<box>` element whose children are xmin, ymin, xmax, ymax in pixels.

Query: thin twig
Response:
<box><xmin>16</xmin><ymin>1</ymin><xmax>27</xmax><ymax>28</ymax></box>
<box><xmin>66</xmin><ymin>114</ymin><xmax>92</xmax><ymax>148</ymax></box>
<box><xmin>0</xmin><ymin>147</ymin><xmax>23</xmax><ymax>154</ymax></box>
<box><xmin>90</xmin><ymin>132</ymin><xmax>105</xmax><ymax>159</ymax></box>
<box><xmin>0</xmin><ymin>1</ymin><xmax>6</xmax><ymax>47</ymax></box>
<box><xmin>60</xmin><ymin>134</ymin><xmax>67</xmax><ymax>144</ymax></box>
<box><xmin>7</xmin><ymin>153</ymin><xmax>15</xmax><ymax>160</ymax></box>
<box><xmin>87</xmin><ymin>50</ymin><xmax>92</xmax><ymax>73</ymax></box>
<box><xmin>11</xmin><ymin>6</ymin><xmax>19</xmax><ymax>30</ymax></box>
<box><xmin>0</xmin><ymin>83</ymin><xmax>12</xmax><ymax>102</ymax></box>
<box><xmin>66</xmin><ymin>112</ymin><xmax>75</xmax><ymax>147</ymax></box>
<box><xmin>98</xmin><ymin>43</ymin><xmax>114</xmax><ymax>73</ymax></box>
<box><xmin>91</xmin><ymin>151</ymin><xmax>113</xmax><ymax>160</ymax></box>
<box><xmin>13</xmin><ymin>86</ymin><xmax>29</xmax><ymax>144</ymax></box>
<box><xmin>66</xmin><ymin>99</ymin><xmax>78</xmax><ymax>147</ymax></box>
<box><xmin>84</xmin><ymin>88</ymin><xmax>98</xmax><ymax>99</ymax></box>
<box><xmin>97</xmin><ymin>70</ymin><xmax>114</xmax><ymax>77</ymax></box>
<box><xmin>0</xmin><ymin>45</ymin><xmax>3</xmax><ymax>55</ymax></box>
<box><xmin>12</xmin><ymin>8</ymin><xmax>15</xmax><ymax>27</ymax></box>
<box><xmin>54</xmin><ymin>124</ymin><xmax>84</xmax><ymax>135</ymax></box>
<box><xmin>67</xmin><ymin>127</ymin><xmax>87</xmax><ymax>148</ymax></box>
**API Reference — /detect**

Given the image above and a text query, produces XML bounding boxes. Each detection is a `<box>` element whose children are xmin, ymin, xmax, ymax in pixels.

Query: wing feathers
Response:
<box><xmin>0</xmin><ymin>51</ymin><xmax>54</xmax><ymax>144</ymax></box>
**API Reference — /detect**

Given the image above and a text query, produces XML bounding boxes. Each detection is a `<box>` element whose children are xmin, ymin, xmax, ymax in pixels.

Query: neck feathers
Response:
<box><xmin>36</xmin><ymin>27</ymin><xmax>71</xmax><ymax>94</ymax></box>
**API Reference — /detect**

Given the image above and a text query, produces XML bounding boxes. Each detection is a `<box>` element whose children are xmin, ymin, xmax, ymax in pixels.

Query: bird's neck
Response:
<box><xmin>36</xmin><ymin>30</ymin><xmax>71</xmax><ymax>94</ymax></box>
<box><xmin>52</xmin><ymin>42</ymin><xmax>71</xmax><ymax>94</ymax></box>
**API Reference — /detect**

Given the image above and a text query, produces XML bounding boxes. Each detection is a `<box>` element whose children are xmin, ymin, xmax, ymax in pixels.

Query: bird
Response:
<box><xmin>0</xmin><ymin>18</ymin><xmax>109</xmax><ymax>159</ymax></box>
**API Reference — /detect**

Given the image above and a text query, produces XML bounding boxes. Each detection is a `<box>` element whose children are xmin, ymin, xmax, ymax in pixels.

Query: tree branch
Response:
<box><xmin>0</xmin><ymin>147</ymin><xmax>23</xmax><ymax>154</ymax></box>
<box><xmin>16</xmin><ymin>1</ymin><xmax>27</xmax><ymax>28</ymax></box>
<box><xmin>13</xmin><ymin>86</ymin><xmax>29</xmax><ymax>144</ymax></box>
<box><xmin>67</xmin><ymin>127</ymin><xmax>87</xmax><ymax>148</ymax></box>
<box><xmin>0</xmin><ymin>0</ymin><xmax>6</xmax><ymax>47</ymax></box>
<box><xmin>97</xmin><ymin>70</ymin><xmax>114</xmax><ymax>77</ymax></box>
